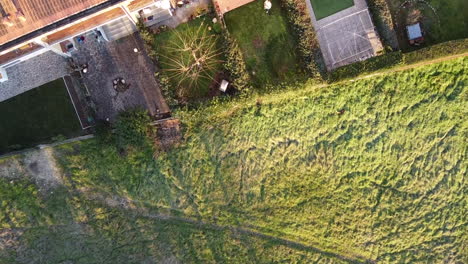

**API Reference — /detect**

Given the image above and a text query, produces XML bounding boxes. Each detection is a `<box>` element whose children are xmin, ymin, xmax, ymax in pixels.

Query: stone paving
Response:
<box><xmin>71</xmin><ymin>32</ymin><xmax>170</xmax><ymax>121</ymax></box>
<box><xmin>305</xmin><ymin>0</ymin><xmax>383</xmax><ymax>70</ymax></box>
<box><xmin>0</xmin><ymin>51</ymin><xmax>69</xmax><ymax>102</ymax></box>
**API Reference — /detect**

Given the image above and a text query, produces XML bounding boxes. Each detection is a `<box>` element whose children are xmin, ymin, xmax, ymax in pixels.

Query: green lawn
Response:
<box><xmin>386</xmin><ymin>0</ymin><xmax>468</xmax><ymax>50</ymax></box>
<box><xmin>310</xmin><ymin>0</ymin><xmax>354</xmax><ymax>20</ymax></box>
<box><xmin>153</xmin><ymin>16</ymin><xmax>223</xmax><ymax>100</ymax></box>
<box><xmin>0</xmin><ymin>79</ymin><xmax>81</xmax><ymax>153</ymax></box>
<box><xmin>42</xmin><ymin>57</ymin><xmax>468</xmax><ymax>262</ymax></box>
<box><xmin>224</xmin><ymin>0</ymin><xmax>302</xmax><ymax>86</ymax></box>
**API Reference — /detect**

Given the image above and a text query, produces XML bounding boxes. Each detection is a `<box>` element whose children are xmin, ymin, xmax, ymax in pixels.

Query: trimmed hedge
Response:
<box><xmin>280</xmin><ymin>0</ymin><xmax>325</xmax><ymax>79</ymax></box>
<box><xmin>403</xmin><ymin>38</ymin><xmax>468</xmax><ymax>64</ymax></box>
<box><xmin>366</xmin><ymin>0</ymin><xmax>399</xmax><ymax>50</ymax></box>
<box><xmin>328</xmin><ymin>52</ymin><xmax>403</xmax><ymax>81</ymax></box>
<box><xmin>328</xmin><ymin>38</ymin><xmax>468</xmax><ymax>82</ymax></box>
<box><xmin>221</xmin><ymin>32</ymin><xmax>252</xmax><ymax>92</ymax></box>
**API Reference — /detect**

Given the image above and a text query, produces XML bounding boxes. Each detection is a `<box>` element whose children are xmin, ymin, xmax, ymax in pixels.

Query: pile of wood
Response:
<box><xmin>155</xmin><ymin>118</ymin><xmax>181</xmax><ymax>150</ymax></box>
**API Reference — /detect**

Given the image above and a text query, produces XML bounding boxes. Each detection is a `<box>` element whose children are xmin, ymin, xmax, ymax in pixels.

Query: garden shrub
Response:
<box><xmin>138</xmin><ymin>22</ymin><xmax>180</xmax><ymax>106</ymax></box>
<box><xmin>114</xmin><ymin>108</ymin><xmax>155</xmax><ymax>150</ymax></box>
<box><xmin>137</xmin><ymin>22</ymin><xmax>157</xmax><ymax>59</ymax></box>
<box><xmin>222</xmin><ymin>32</ymin><xmax>252</xmax><ymax>92</ymax></box>
<box><xmin>94</xmin><ymin>120</ymin><xmax>113</xmax><ymax>145</ymax></box>
<box><xmin>156</xmin><ymin>71</ymin><xmax>179</xmax><ymax>108</ymax></box>
<box><xmin>403</xmin><ymin>38</ymin><xmax>468</xmax><ymax>64</ymax></box>
<box><xmin>280</xmin><ymin>0</ymin><xmax>325</xmax><ymax>79</ymax></box>
<box><xmin>328</xmin><ymin>52</ymin><xmax>403</xmax><ymax>81</ymax></box>
<box><xmin>328</xmin><ymin>38</ymin><xmax>468</xmax><ymax>82</ymax></box>
<box><xmin>366</xmin><ymin>0</ymin><xmax>399</xmax><ymax>50</ymax></box>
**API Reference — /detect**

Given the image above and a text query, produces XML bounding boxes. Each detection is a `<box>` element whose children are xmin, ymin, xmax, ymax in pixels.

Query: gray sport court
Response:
<box><xmin>306</xmin><ymin>0</ymin><xmax>383</xmax><ymax>70</ymax></box>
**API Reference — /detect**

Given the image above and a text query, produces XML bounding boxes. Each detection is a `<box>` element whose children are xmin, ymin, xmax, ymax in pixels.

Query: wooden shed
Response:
<box><xmin>214</xmin><ymin>0</ymin><xmax>255</xmax><ymax>15</ymax></box>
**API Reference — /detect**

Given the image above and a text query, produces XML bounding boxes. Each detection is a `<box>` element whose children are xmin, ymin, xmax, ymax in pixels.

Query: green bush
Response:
<box><xmin>280</xmin><ymin>0</ymin><xmax>325</xmax><ymax>79</ymax></box>
<box><xmin>137</xmin><ymin>22</ymin><xmax>157</xmax><ymax>58</ymax></box>
<box><xmin>366</xmin><ymin>0</ymin><xmax>399</xmax><ymax>50</ymax></box>
<box><xmin>94</xmin><ymin>120</ymin><xmax>113</xmax><ymax>145</ymax></box>
<box><xmin>114</xmin><ymin>108</ymin><xmax>154</xmax><ymax>150</ymax></box>
<box><xmin>222</xmin><ymin>32</ymin><xmax>252</xmax><ymax>92</ymax></box>
<box><xmin>403</xmin><ymin>38</ymin><xmax>468</xmax><ymax>64</ymax></box>
<box><xmin>328</xmin><ymin>38</ymin><xmax>468</xmax><ymax>82</ymax></box>
<box><xmin>156</xmin><ymin>71</ymin><xmax>179</xmax><ymax>108</ymax></box>
<box><xmin>328</xmin><ymin>52</ymin><xmax>403</xmax><ymax>81</ymax></box>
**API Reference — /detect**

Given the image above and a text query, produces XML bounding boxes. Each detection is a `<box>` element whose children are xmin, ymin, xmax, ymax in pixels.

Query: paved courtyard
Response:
<box><xmin>71</xmin><ymin>32</ymin><xmax>170</xmax><ymax>121</ymax></box>
<box><xmin>0</xmin><ymin>51</ymin><xmax>69</xmax><ymax>102</ymax></box>
<box><xmin>306</xmin><ymin>0</ymin><xmax>383</xmax><ymax>70</ymax></box>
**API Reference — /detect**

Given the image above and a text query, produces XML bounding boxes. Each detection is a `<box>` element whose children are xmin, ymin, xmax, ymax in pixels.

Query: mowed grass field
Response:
<box><xmin>0</xmin><ymin>79</ymin><xmax>81</xmax><ymax>153</ymax></box>
<box><xmin>310</xmin><ymin>0</ymin><xmax>354</xmax><ymax>20</ymax></box>
<box><xmin>224</xmin><ymin>0</ymin><xmax>303</xmax><ymax>86</ymax></box>
<box><xmin>0</xmin><ymin>57</ymin><xmax>466</xmax><ymax>263</ymax></box>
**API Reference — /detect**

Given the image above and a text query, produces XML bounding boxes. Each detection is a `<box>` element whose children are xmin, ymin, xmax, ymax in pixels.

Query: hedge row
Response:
<box><xmin>366</xmin><ymin>0</ymin><xmax>399</xmax><ymax>50</ymax></box>
<box><xmin>328</xmin><ymin>38</ymin><xmax>468</xmax><ymax>82</ymax></box>
<box><xmin>280</xmin><ymin>0</ymin><xmax>325</xmax><ymax>79</ymax></box>
<box><xmin>328</xmin><ymin>52</ymin><xmax>403</xmax><ymax>81</ymax></box>
<box><xmin>221</xmin><ymin>32</ymin><xmax>252</xmax><ymax>92</ymax></box>
<box><xmin>403</xmin><ymin>38</ymin><xmax>468</xmax><ymax>64</ymax></box>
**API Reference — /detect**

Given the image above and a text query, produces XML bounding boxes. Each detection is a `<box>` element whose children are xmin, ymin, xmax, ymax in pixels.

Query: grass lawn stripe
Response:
<box><xmin>310</xmin><ymin>0</ymin><xmax>354</xmax><ymax>20</ymax></box>
<box><xmin>0</xmin><ymin>78</ymin><xmax>81</xmax><ymax>153</ymax></box>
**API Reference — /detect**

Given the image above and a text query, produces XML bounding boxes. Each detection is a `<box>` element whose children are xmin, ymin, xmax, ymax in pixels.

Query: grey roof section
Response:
<box><xmin>407</xmin><ymin>23</ymin><xmax>422</xmax><ymax>40</ymax></box>
<box><xmin>0</xmin><ymin>51</ymin><xmax>69</xmax><ymax>102</ymax></box>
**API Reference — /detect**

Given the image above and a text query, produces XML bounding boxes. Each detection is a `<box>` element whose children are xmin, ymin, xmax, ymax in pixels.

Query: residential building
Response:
<box><xmin>0</xmin><ymin>0</ymin><xmax>173</xmax><ymax>82</ymax></box>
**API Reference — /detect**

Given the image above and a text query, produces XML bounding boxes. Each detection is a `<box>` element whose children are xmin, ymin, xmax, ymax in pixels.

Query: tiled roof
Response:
<box><xmin>127</xmin><ymin>0</ymin><xmax>153</xmax><ymax>12</ymax></box>
<box><xmin>43</xmin><ymin>7</ymin><xmax>125</xmax><ymax>44</ymax></box>
<box><xmin>0</xmin><ymin>0</ymin><xmax>111</xmax><ymax>46</ymax></box>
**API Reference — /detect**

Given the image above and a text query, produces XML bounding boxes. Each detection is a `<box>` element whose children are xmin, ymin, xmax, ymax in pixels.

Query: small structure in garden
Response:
<box><xmin>406</xmin><ymin>22</ymin><xmax>424</xmax><ymax>45</ymax></box>
<box><xmin>219</xmin><ymin>80</ymin><xmax>229</xmax><ymax>92</ymax></box>
<box><xmin>214</xmin><ymin>0</ymin><xmax>256</xmax><ymax>15</ymax></box>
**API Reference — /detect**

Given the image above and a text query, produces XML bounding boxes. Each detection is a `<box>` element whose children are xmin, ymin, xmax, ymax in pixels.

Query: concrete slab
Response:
<box><xmin>305</xmin><ymin>0</ymin><xmax>383</xmax><ymax>70</ymax></box>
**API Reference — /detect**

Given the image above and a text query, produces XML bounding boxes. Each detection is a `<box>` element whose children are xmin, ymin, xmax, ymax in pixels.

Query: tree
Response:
<box><xmin>158</xmin><ymin>21</ymin><xmax>223</xmax><ymax>98</ymax></box>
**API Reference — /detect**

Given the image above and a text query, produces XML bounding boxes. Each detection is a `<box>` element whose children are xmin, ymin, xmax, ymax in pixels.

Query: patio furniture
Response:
<box><xmin>113</xmin><ymin>77</ymin><xmax>130</xmax><ymax>93</ymax></box>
